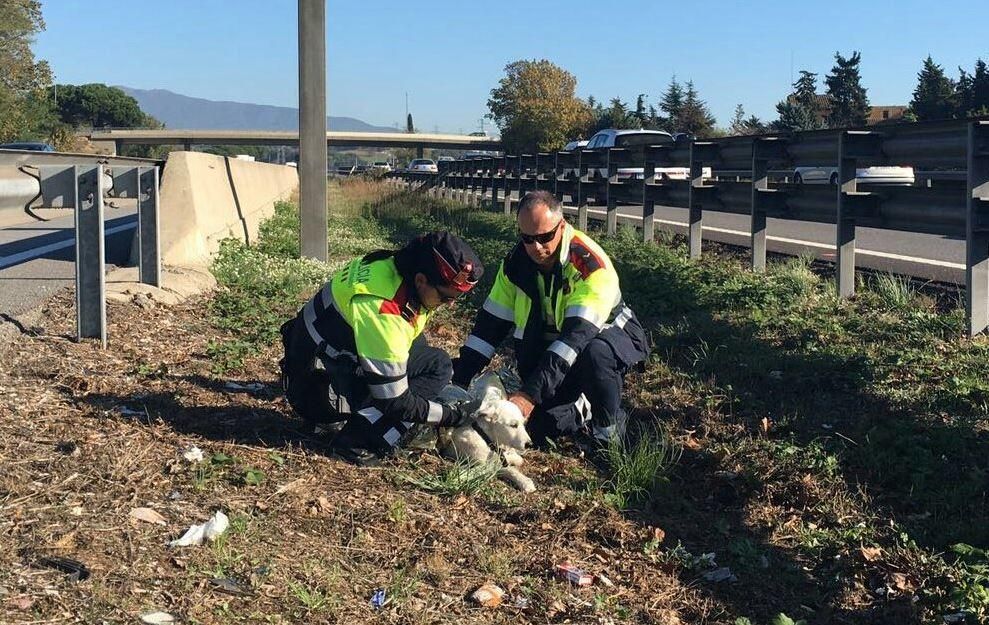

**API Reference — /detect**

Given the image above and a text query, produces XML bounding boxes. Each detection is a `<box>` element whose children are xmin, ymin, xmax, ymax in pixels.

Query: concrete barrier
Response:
<box><xmin>157</xmin><ymin>151</ymin><xmax>299</xmax><ymax>266</ymax></box>
<box><xmin>0</xmin><ymin>167</ymin><xmax>41</xmax><ymax>228</ymax></box>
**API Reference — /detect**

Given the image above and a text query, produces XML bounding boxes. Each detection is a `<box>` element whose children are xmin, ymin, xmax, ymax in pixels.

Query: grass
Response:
<box><xmin>401</xmin><ymin>456</ymin><xmax>499</xmax><ymax>497</ymax></box>
<box><xmin>199</xmin><ymin>178</ymin><xmax>989</xmax><ymax>623</ymax></box>
<box><xmin>602</xmin><ymin>420</ymin><xmax>681</xmax><ymax>510</ymax></box>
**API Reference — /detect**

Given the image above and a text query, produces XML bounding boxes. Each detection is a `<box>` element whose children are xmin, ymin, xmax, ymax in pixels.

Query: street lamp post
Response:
<box><xmin>298</xmin><ymin>0</ymin><xmax>328</xmax><ymax>262</ymax></box>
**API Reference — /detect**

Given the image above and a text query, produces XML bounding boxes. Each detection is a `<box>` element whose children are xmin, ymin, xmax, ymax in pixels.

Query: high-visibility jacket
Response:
<box><xmin>453</xmin><ymin>224</ymin><xmax>648</xmax><ymax>403</ymax></box>
<box><xmin>292</xmin><ymin>252</ymin><xmax>451</xmax><ymax>425</ymax></box>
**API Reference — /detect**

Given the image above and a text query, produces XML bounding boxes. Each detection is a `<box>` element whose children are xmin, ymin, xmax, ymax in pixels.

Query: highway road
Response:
<box><xmin>0</xmin><ymin>208</ymin><xmax>136</xmax><ymax>333</ymax></box>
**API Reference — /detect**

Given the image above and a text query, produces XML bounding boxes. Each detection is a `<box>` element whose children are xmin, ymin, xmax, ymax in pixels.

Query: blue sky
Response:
<box><xmin>34</xmin><ymin>0</ymin><xmax>985</xmax><ymax>134</ymax></box>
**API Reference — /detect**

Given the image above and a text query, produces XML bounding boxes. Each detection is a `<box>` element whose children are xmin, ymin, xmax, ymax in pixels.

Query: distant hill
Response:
<box><xmin>118</xmin><ymin>87</ymin><xmax>397</xmax><ymax>133</ymax></box>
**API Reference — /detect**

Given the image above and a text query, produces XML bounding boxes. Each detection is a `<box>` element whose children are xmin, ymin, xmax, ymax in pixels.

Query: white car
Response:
<box><xmin>563</xmin><ymin>140</ymin><xmax>588</xmax><ymax>152</ymax></box>
<box><xmin>408</xmin><ymin>158</ymin><xmax>438</xmax><ymax>173</ymax></box>
<box><xmin>577</xmin><ymin>129</ymin><xmax>711</xmax><ymax>181</ymax></box>
<box><xmin>371</xmin><ymin>161</ymin><xmax>392</xmax><ymax>173</ymax></box>
<box><xmin>793</xmin><ymin>166</ymin><xmax>914</xmax><ymax>185</ymax></box>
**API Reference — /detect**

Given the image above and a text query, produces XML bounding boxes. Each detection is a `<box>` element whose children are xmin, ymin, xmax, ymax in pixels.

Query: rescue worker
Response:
<box><xmin>452</xmin><ymin>191</ymin><xmax>649</xmax><ymax>446</ymax></box>
<box><xmin>280</xmin><ymin>231</ymin><xmax>484</xmax><ymax>464</ymax></box>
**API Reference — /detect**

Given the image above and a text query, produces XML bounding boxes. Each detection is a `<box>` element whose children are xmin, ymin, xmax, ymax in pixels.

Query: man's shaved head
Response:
<box><xmin>517</xmin><ymin>191</ymin><xmax>565</xmax><ymax>269</ymax></box>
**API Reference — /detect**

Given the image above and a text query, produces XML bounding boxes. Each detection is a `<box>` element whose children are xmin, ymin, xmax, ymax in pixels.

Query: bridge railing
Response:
<box><xmin>392</xmin><ymin>118</ymin><xmax>989</xmax><ymax>336</ymax></box>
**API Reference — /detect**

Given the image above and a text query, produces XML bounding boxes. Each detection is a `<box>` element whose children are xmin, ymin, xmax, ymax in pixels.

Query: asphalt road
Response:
<box><xmin>0</xmin><ymin>208</ymin><xmax>137</xmax><ymax>325</ymax></box>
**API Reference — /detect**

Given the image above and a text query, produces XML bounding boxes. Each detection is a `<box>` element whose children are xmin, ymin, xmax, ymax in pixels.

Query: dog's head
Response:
<box><xmin>475</xmin><ymin>399</ymin><xmax>531</xmax><ymax>451</ymax></box>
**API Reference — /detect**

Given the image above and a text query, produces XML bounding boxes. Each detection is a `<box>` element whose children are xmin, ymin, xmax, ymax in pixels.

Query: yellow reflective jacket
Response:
<box><xmin>297</xmin><ymin>252</ymin><xmax>448</xmax><ymax>424</ymax></box>
<box><xmin>453</xmin><ymin>224</ymin><xmax>647</xmax><ymax>403</ymax></box>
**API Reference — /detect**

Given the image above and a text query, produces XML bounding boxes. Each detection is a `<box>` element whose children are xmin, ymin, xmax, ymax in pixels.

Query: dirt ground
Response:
<box><xmin>0</xmin><ymin>292</ymin><xmax>718</xmax><ymax>624</ymax></box>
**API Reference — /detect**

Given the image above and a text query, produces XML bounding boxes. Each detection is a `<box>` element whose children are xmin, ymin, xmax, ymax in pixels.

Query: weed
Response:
<box><xmin>602</xmin><ymin>420</ymin><xmax>681</xmax><ymax>509</ymax></box>
<box><xmin>871</xmin><ymin>272</ymin><xmax>916</xmax><ymax>309</ymax></box>
<box><xmin>387</xmin><ymin>498</ymin><xmax>407</xmax><ymax>524</ymax></box>
<box><xmin>401</xmin><ymin>456</ymin><xmax>498</xmax><ymax>497</ymax></box>
<box><xmin>288</xmin><ymin>581</ymin><xmax>334</xmax><ymax>613</ymax></box>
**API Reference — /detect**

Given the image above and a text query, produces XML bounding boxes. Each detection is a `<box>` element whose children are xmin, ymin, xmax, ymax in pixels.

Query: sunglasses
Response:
<box><xmin>519</xmin><ymin>220</ymin><xmax>562</xmax><ymax>245</ymax></box>
<box><xmin>433</xmin><ymin>284</ymin><xmax>462</xmax><ymax>303</ymax></box>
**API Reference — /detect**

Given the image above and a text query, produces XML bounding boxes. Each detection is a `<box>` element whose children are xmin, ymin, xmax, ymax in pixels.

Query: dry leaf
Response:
<box><xmin>891</xmin><ymin>572</ymin><xmax>914</xmax><ymax>592</ymax></box>
<box><xmin>651</xmin><ymin>527</ymin><xmax>666</xmax><ymax>544</ymax></box>
<box><xmin>760</xmin><ymin>417</ymin><xmax>771</xmax><ymax>435</ymax></box>
<box><xmin>275</xmin><ymin>478</ymin><xmax>306</xmax><ymax>495</ymax></box>
<box><xmin>471</xmin><ymin>583</ymin><xmax>504</xmax><ymax>608</ymax></box>
<box><xmin>130</xmin><ymin>507</ymin><xmax>167</xmax><ymax>525</ymax></box>
<box><xmin>54</xmin><ymin>531</ymin><xmax>78</xmax><ymax>549</ymax></box>
<box><xmin>6</xmin><ymin>596</ymin><xmax>34</xmax><ymax>611</ymax></box>
<box><xmin>860</xmin><ymin>546</ymin><xmax>882</xmax><ymax>562</ymax></box>
<box><xmin>684</xmin><ymin>436</ymin><xmax>702</xmax><ymax>451</ymax></box>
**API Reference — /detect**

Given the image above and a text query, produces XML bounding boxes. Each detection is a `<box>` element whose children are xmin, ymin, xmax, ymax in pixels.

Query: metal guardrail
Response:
<box><xmin>390</xmin><ymin>118</ymin><xmax>989</xmax><ymax>337</ymax></box>
<box><xmin>1</xmin><ymin>156</ymin><xmax>161</xmax><ymax>347</ymax></box>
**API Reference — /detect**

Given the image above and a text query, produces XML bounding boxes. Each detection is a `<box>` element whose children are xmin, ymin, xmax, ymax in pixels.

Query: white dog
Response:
<box><xmin>437</xmin><ymin>373</ymin><xmax>536</xmax><ymax>493</ymax></box>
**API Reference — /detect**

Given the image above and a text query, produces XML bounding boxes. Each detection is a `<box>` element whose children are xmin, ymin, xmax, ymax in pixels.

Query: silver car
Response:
<box><xmin>579</xmin><ymin>129</ymin><xmax>711</xmax><ymax>180</ymax></box>
<box><xmin>408</xmin><ymin>158</ymin><xmax>438</xmax><ymax>173</ymax></box>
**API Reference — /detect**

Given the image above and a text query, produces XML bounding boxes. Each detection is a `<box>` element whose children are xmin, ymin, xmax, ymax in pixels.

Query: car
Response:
<box><xmin>437</xmin><ymin>156</ymin><xmax>455</xmax><ymax>162</ymax></box>
<box><xmin>793</xmin><ymin>166</ymin><xmax>915</xmax><ymax>186</ymax></box>
<box><xmin>575</xmin><ymin>129</ymin><xmax>712</xmax><ymax>181</ymax></box>
<box><xmin>0</xmin><ymin>141</ymin><xmax>55</xmax><ymax>152</ymax></box>
<box><xmin>562</xmin><ymin>140</ymin><xmax>588</xmax><ymax>152</ymax></box>
<box><xmin>371</xmin><ymin>161</ymin><xmax>392</xmax><ymax>173</ymax></box>
<box><xmin>408</xmin><ymin>158</ymin><xmax>438</xmax><ymax>173</ymax></box>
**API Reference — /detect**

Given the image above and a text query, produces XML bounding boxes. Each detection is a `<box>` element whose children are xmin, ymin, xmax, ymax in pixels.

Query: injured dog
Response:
<box><xmin>437</xmin><ymin>372</ymin><xmax>536</xmax><ymax>493</ymax></box>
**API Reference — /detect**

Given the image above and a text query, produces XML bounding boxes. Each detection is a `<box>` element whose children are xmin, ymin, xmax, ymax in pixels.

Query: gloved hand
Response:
<box><xmin>440</xmin><ymin>397</ymin><xmax>483</xmax><ymax>428</ymax></box>
<box><xmin>450</xmin><ymin>357</ymin><xmax>472</xmax><ymax>390</ymax></box>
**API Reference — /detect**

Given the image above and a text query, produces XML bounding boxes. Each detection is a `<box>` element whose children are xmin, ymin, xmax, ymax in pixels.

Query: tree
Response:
<box><xmin>825</xmin><ymin>51</ymin><xmax>869</xmax><ymax>128</ymax></box>
<box><xmin>678</xmin><ymin>81</ymin><xmax>717</xmax><ymax>137</ymax></box>
<box><xmin>909</xmin><ymin>56</ymin><xmax>956</xmax><ymax>121</ymax></box>
<box><xmin>487</xmin><ymin>59</ymin><xmax>592</xmax><ymax>153</ymax></box>
<box><xmin>634</xmin><ymin>93</ymin><xmax>648</xmax><ymax>126</ymax></box>
<box><xmin>657</xmin><ymin>77</ymin><xmax>684</xmax><ymax>133</ymax></box>
<box><xmin>772</xmin><ymin>70</ymin><xmax>823</xmax><ymax>132</ymax></box>
<box><xmin>956</xmin><ymin>59</ymin><xmax>989</xmax><ymax>117</ymax></box>
<box><xmin>0</xmin><ymin>0</ymin><xmax>55</xmax><ymax>143</ymax></box>
<box><xmin>406</xmin><ymin>113</ymin><xmax>414</xmax><ymax>133</ymax></box>
<box><xmin>55</xmin><ymin>83</ymin><xmax>158</xmax><ymax>129</ymax></box>
<box><xmin>730</xmin><ymin>105</ymin><xmax>767</xmax><ymax>135</ymax></box>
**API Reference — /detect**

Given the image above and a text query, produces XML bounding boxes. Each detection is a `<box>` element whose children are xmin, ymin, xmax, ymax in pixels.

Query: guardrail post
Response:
<box><xmin>75</xmin><ymin>165</ymin><xmax>107</xmax><ymax>347</ymax></box>
<box><xmin>836</xmin><ymin>131</ymin><xmax>880</xmax><ymax>298</ymax></box>
<box><xmin>605</xmin><ymin>148</ymin><xmax>619</xmax><ymax>235</ymax></box>
<box><xmin>138</xmin><ymin>166</ymin><xmax>161</xmax><ymax>287</ymax></box>
<box><xmin>576</xmin><ymin>150</ymin><xmax>589</xmax><ymax>231</ymax></box>
<box><xmin>967</xmin><ymin>121</ymin><xmax>989</xmax><ymax>336</ymax></box>
<box><xmin>688</xmin><ymin>142</ymin><xmax>710</xmax><ymax>259</ymax></box>
<box><xmin>751</xmin><ymin>138</ymin><xmax>787</xmax><ymax>272</ymax></box>
<box><xmin>642</xmin><ymin>151</ymin><xmax>656</xmax><ymax>243</ymax></box>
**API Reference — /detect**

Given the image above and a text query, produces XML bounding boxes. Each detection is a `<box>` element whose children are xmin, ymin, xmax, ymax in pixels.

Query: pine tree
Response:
<box><xmin>973</xmin><ymin>59</ymin><xmax>989</xmax><ymax>116</ymax></box>
<box><xmin>678</xmin><ymin>81</ymin><xmax>717</xmax><ymax>137</ymax></box>
<box><xmin>793</xmin><ymin>70</ymin><xmax>820</xmax><ymax>110</ymax></box>
<box><xmin>909</xmin><ymin>56</ymin><xmax>956</xmax><ymax>121</ymax></box>
<box><xmin>729</xmin><ymin>104</ymin><xmax>746</xmax><ymax>135</ymax></box>
<box><xmin>773</xmin><ymin>101</ymin><xmax>817</xmax><ymax>132</ymax></box>
<box><xmin>825</xmin><ymin>51</ymin><xmax>870</xmax><ymax>128</ymax></box>
<box><xmin>634</xmin><ymin>93</ymin><xmax>648</xmax><ymax>126</ymax></box>
<box><xmin>406</xmin><ymin>113</ymin><xmax>414</xmax><ymax>133</ymax></box>
<box><xmin>658</xmin><ymin>77</ymin><xmax>684</xmax><ymax>133</ymax></box>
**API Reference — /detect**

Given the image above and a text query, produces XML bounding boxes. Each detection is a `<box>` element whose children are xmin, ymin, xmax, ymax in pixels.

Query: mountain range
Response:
<box><xmin>118</xmin><ymin>87</ymin><xmax>397</xmax><ymax>133</ymax></box>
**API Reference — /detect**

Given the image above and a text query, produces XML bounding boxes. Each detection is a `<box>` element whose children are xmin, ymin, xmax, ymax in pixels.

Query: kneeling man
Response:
<box><xmin>452</xmin><ymin>191</ymin><xmax>649</xmax><ymax>445</ymax></box>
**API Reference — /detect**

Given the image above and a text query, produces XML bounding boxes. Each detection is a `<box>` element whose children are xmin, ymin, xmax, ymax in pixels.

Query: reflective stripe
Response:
<box><xmin>359</xmin><ymin>407</ymin><xmax>383</xmax><ymax>424</ymax></box>
<box><xmin>465</xmin><ymin>334</ymin><xmax>496</xmax><ymax>359</ymax></box>
<box><xmin>426</xmin><ymin>401</ymin><xmax>444</xmax><ymax>424</ymax></box>
<box><xmin>565</xmin><ymin>304</ymin><xmax>604</xmax><ymax>327</ymax></box>
<box><xmin>302</xmin><ymin>299</ymin><xmax>324</xmax><ymax>345</ymax></box>
<box><xmin>548</xmin><ymin>340</ymin><xmax>578</xmax><ymax>366</ymax></box>
<box><xmin>368</xmin><ymin>377</ymin><xmax>409</xmax><ymax>399</ymax></box>
<box><xmin>382</xmin><ymin>427</ymin><xmax>402</xmax><ymax>447</ymax></box>
<box><xmin>319</xmin><ymin>283</ymin><xmax>334</xmax><ymax>311</ymax></box>
<box><xmin>513</xmin><ymin>326</ymin><xmax>525</xmax><ymax>340</ymax></box>
<box><xmin>482</xmin><ymin>298</ymin><xmax>514</xmax><ymax>322</ymax></box>
<box><xmin>360</xmin><ymin>356</ymin><xmax>407</xmax><ymax>377</ymax></box>
<box><xmin>603</xmin><ymin>305</ymin><xmax>633</xmax><ymax>331</ymax></box>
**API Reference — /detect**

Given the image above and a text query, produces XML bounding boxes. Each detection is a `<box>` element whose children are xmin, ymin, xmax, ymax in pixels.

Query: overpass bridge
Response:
<box><xmin>83</xmin><ymin>129</ymin><xmax>502</xmax><ymax>157</ymax></box>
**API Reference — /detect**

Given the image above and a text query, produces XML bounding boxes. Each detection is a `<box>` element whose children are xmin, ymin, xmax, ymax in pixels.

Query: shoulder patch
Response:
<box><xmin>568</xmin><ymin>238</ymin><xmax>605</xmax><ymax>279</ymax></box>
<box><xmin>379</xmin><ymin>280</ymin><xmax>419</xmax><ymax>325</ymax></box>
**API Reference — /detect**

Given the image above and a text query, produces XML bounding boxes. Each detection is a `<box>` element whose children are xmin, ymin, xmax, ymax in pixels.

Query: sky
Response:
<box><xmin>33</xmin><ymin>0</ymin><xmax>987</xmax><ymax>135</ymax></box>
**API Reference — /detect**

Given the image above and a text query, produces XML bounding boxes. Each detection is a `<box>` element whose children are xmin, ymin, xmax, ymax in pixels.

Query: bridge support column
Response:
<box><xmin>416</xmin><ymin>145</ymin><xmax>424</xmax><ymax>159</ymax></box>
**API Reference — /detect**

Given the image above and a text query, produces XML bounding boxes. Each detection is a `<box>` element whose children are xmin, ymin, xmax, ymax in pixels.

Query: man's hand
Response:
<box><xmin>508</xmin><ymin>392</ymin><xmax>535</xmax><ymax>420</ymax></box>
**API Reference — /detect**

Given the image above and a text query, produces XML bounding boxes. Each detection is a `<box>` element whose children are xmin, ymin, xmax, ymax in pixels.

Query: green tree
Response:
<box><xmin>730</xmin><ymin>104</ymin><xmax>767</xmax><ymax>135</ymax></box>
<box><xmin>406</xmin><ymin>113</ymin><xmax>414</xmax><ymax>133</ymax></box>
<box><xmin>956</xmin><ymin>59</ymin><xmax>989</xmax><ymax>117</ymax></box>
<box><xmin>657</xmin><ymin>77</ymin><xmax>684</xmax><ymax>132</ymax></box>
<box><xmin>0</xmin><ymin>0</ymin><xmax>55</xmax><ymax>143</ymax></box>
<box><xmin>772</xmin><ymin>70</ymin><xmax>823</xmax><ymax>132</ymax></box>
<box><xmin>678</xmin><ymin>81</ymin><xmax>717</xmax><ymax>137</ymax></box>
<box><xmin>590</xmin><ymin>97</ymin><xmax>638</xmax><ymax>133</ymax></box>
<box><xmin>54</xmin><ymin>83</ymin><xmax>157</xmax><ymax>128</ymax></box>
<box><xmin>487</xmin><ymin>59</ymin><xmax>592</xmax><ymax>153</ymax></box>
<box><xmin>825</xmin><ymin>51</ymin><xmax>870</xmax><ymax>128</ymax></box>
<box><xmin>909</xmin><ymin>56</ymin><xmax>956</xmax><ymax>121</ymax></box>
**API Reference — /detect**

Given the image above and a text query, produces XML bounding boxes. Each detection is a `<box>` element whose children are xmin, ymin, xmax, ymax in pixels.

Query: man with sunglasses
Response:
<box><xmin>279</xmin><ymin>231</ymin><xmax>484</xmax><ymax>464</ymax></box>
<box><xmin>452</xmin><ymin>191</ymin><xmax>649</xmax><ymax>447</ymax></box>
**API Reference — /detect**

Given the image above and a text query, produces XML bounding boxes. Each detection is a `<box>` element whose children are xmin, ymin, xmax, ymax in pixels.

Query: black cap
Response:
<box><xmin>413</xmin><ymin>231</ymin><xmax>483</xmax><ymax>292</ymax></box>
